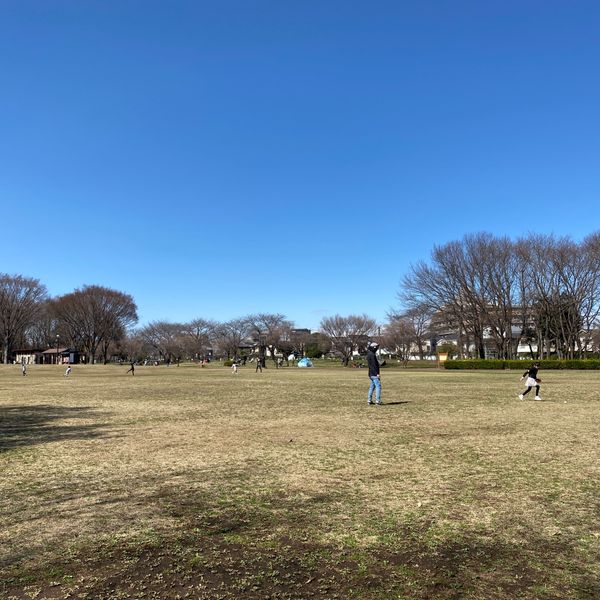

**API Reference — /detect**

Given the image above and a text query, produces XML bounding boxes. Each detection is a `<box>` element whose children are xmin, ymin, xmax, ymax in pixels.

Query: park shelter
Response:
<box><xmin>40</xmin><ymin>347</ymin><xmax>83</xmax><ymax>365</ymax></box>
<box><xmin>41</xmin><ymin>347</ymin><xmax>66</xmax><ymax>364</ymax></box>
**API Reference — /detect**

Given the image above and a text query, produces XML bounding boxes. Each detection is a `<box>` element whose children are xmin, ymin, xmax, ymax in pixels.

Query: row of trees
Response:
<box><xmin>4</xmin><ymin>230</ymin><xmax>600</xmax><ymax>365</ymax></box>
<box><xmin>0</xmin><ymin>273</ymin><xmax>383</xmax><ymax>365</ymax></box>
<box><xmin>399</xmin><ymin>232</ymin><xmax>600</xmax><ymax>359</ymax></box>
<box><xmin>0</xmin><ymin>276</ymin><xmax>138</xmax><ymax>364</ymax></box>
<box><xmin>127</xmin><ymin>314</ymin><xmax>386</xmax><ymax>366</ymax></box>
<box><xmin>131</xmin><ymin>315</ymin><xmax>311</xmax><ymax>366</ymax></box>
<box><xmin>0</xmin><ymin>276</ymin><xmax>340</xmax><ymax>365</ymax></box>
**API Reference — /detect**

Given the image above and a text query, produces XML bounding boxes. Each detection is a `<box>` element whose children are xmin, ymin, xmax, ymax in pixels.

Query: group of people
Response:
<box><xmin>231</xmin><ymin>357</ymin><xmax>263</xmax><ymax>374</ymax></box>
<box><xmin>230</xmin><ymin>341</ymin><xmax>545</xmax><ymax>405</ymax></box>
<box><xmin>16</xmin><ymin>346</ymin><xmax>545</xmax><ymax>405</ymax></box>
<box><xmin>365</xmin><ymin>342</ymin><xmax>544</xmax><ymax>406</ymax></box>
<box><xmin>20</xmin><ymin>361</ymin><xmax>71</xmax><ymax>377</ymax></box>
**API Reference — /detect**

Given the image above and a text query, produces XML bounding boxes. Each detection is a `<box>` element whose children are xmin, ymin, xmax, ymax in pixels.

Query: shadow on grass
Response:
<box><xmin>0</xmin><ymin>404</ymin><xmax>113</xmax><ymax>452</ymax></box>
<box><xmin>381</xmin><ymin>401</ymin><xmax>411</xmax><ymax>406</ymax></box>
<box><xmin>4</xmin><ymin>483</ymin><xmax>599</xmax><ymax>599</ymax></box>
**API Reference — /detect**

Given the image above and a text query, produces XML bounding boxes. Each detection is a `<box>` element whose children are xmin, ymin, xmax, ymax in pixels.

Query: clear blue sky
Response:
<box><xmin>2</xmin><ymin>1</ymin><xmax>599</xmax><ymax>330</ymax></box>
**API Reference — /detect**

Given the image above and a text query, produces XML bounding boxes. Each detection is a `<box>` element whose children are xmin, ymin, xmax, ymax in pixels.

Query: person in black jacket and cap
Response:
<box><xmin>366</xmin><ymin>341</ymin><xmax>382</xmax><ymax>405</ymax></box>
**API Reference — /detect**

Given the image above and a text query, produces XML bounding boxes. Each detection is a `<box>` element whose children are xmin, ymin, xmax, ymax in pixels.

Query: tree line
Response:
<box><xmin>398</xmin><ymin>231</ymin><xmax>600</xmax><ymax>359</ymax></box>
<box><xmin>0</xmin><ymin>277</ymin><xmax>138</xmax><ymax>364</ymax></box>
<box><xmin>2</xmin><ymin>231</ymin><xmax>600</xmax><ymax>365</ymax></box>
<box><xmin>0</xmin><ymin>276</ymin><xmax>375</xmax><ymax>365</ymax></box>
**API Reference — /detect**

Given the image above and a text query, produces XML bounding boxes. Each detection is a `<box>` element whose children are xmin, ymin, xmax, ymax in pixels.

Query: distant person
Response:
<box><xmin>64</xmin><ymin>365</ymin><xmax>72</xmax><ymax>377</ymax></box>
<box><xmin>231</xmin><ymin>362</ymin><xmax>239</xmax><ymax>374</ymax></box>
<box><xmin>255</xmin><ymin>356</ymin><xmax>263</xmax><ymax>373</ymax></box>
<box><xmin>126</xmin><ymin>361</ymin><xmax>135</xmax><ymax>376</ymax></box>
<box><xmin>22</xmin><ymin>361</ymin><xmax>27</xmax><ymax>376</ymax></box>
<box><xmin>519</xmin><ymin>362</ymin><xmax>542</xmax><ymax>400</ymax></box>
<box><xmin>366</xmin><ymin>342</ymin><xmax>382</xmax><ymax>405</ymax></box>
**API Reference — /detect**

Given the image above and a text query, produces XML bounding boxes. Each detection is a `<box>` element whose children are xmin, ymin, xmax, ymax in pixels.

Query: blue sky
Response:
<box><xmin>2</xmin><ymin>1</ymin><xmax>599</xmax><ymax>330</ymax></box>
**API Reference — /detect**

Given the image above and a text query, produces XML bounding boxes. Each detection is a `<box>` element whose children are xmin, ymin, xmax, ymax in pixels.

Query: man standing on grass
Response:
<box><xmin>367</xmin><ymin>342</ymin><xmax>382</xmax><ymax>405</ymax></box>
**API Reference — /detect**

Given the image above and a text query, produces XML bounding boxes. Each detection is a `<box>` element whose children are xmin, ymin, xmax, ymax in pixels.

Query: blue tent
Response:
<box><xmin>297</xmin><ymin>357</ymin><xmax>313</xmax><ymax>368</ymax></box>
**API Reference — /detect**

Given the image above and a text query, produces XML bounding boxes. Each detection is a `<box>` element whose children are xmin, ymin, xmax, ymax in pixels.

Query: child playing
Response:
<box><xmin>518</xmin><ymin>362</ymin><xmax>542</xmax><ymax>400</ymax></box>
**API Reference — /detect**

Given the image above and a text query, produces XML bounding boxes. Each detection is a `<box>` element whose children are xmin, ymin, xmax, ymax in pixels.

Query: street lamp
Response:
<box><xmin>56</xmin><ymin>334</ymin><xmax>60</xmax><ymax>365</ymax></box>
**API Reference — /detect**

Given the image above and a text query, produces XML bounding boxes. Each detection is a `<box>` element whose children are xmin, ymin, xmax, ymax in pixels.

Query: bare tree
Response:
<box><xmin>402</xmin><ymin>231</ymin><xmax>600</xmax><ymax>360</ymax></box>
<box><xmin>402</xmin><ymin>245</ymin><xmax>474</xmax><ymax>358</ymax></box>
<box><xmin>245</xmin><ymin>313</ymin><xmax>294</xmax><ymax>368</ymax></box>
<box><xmin>382</xmin><ymin>317</ymin><xmax>414</xmax><ymax>364</ymax></box>
<box><xmin>289</xmin><ymin>329</ymin><xmax>312</xmax><ymax>358</ymax></box>
<box><xmin>137</xmin><ymin>321</ymin><xmax>187</xmax><ymax>364</ymax></box>
<box><xmin>213</xmin><ymin>318</ymin><xmax>250</xmax><ymax>360</ymax></box>
<box><xmin>183</xmin><ymin>318</ymin><xmax>217</xmax><ymax>359</ymax></box>
<box><xmin>119</xmin><ymin>331</ymin><xmax>151</xmax><ymax>362</ymax></box>
<box><xmin>518</xmin><ymin>234</ymin><xmax>598</xmax><ymax>358</ymax></box>
<box><xmin>580</xmin><ymin>231</ymin><xmax>600</xmax><ymax>355</ymax></box>
<box><xmin>387</xmin><ymin>304</ymin><xmax>432</xmax><ymax>359</ymax></box>
<box><xmin>319</xmin><ymin>314</ymin><xmax>377</xmax><ymax>366</ymax></box>
<box><xmin>460</xmin><ymin>234</ymin><xmax>527</xmax><ymax>359</ymax></box>
<box><xmin>0</xmin><ymin>274</ymin><xmax>48</xmax><ymax>363</ymax></box>
<box><xmin>25</xmin><ymin>299</ymin><xmax>59</xmax><ymax>350</ymax></box>
<box><xmin>403</xmin><ymin>234</ymin><xmax>533</xmax><ymax>358</ymax></box>
<box><xmin>52</xmin><ymin>285</ymin><xmax>138</xmax><ymax>364</ymax></box>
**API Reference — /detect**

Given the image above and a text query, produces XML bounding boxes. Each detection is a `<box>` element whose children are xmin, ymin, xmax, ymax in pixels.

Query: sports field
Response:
<box><xmin>1</xmin><ymin>364</ymin><xmax>599</xmax><ymax>599</ymax></box>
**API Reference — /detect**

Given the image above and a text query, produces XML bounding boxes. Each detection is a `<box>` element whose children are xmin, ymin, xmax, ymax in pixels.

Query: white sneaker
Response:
<box><xmin>534</xmin><ymin>396</ymin><xmax>542</xmax><ymax>401</ymax></box>
<box><xmin>518</xmin><ymin>394</ymin><xmax>524</xmax><ymax>400</ymax></box>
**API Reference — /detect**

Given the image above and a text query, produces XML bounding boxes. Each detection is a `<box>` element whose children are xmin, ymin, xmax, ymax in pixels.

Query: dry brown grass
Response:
<box><xmin>1</xmin><ymin>363</ymin><xmax>599</xmax><ymax>599</ymax></box>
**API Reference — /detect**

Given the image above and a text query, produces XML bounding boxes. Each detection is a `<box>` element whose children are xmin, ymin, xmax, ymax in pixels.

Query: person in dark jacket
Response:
<box><xmin>366</xmin><ymin>342</ymin><xmax>382</xmax><ymax>405</ymax></box>
<box><xmin>518</xmin><ymin>362</ymin><xmax>541</xmax><ymax>400</ymax></box>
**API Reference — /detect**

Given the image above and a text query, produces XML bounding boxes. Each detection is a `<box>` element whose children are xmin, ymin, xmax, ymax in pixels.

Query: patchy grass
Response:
<box><xmin>1</xmin><ymin>363</ymin><xmax>599</xmax><ymax>599</ymax></box>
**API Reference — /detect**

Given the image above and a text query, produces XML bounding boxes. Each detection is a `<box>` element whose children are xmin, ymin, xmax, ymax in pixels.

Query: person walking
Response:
<box><xmin>255</xmin><ymin>355</ymin><xmax>263</xmax><ymax>373</ymax></box>
<box><xmin>22</xmin><ymin>361</ymin><xmax>27</xmax><ymax>376</ymax></box>
<box><xmin>126</xmin><ymin>361</ymin><xmax>135</xmax><ymax>376</ymax></box>
<box><xmin>64</xmin><ymin>365</ymin><xmax>72</xmax><ymax>377</ymax></box>
<box><xmin>231</xmin><ymin>361</ymin><xmax>239</xmax><ymax>374</ymax></box>
<box><xmin>518</xmin><ymin>362</ymin><xmax>542</xmax><ymax>400</ymax></box>
<box><xmin>366</xmin><ymin>342</ymin><xmax>382</xmax><ymax>405</ymax></box>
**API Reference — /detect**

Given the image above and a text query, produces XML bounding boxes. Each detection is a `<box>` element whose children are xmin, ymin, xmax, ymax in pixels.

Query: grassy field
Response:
<box><xmin>1</xmin><ymin>363</ymin><xmax>599</xmax><ymax>600</ymax></box>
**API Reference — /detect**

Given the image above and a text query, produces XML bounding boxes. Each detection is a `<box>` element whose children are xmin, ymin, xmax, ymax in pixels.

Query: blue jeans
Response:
<box><xmin>368</xmin><ymin>376</ymin><xmax>381</xmax><ymax>404</ymax></box>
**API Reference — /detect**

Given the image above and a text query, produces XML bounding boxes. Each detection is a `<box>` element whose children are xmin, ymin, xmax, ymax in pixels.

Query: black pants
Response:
<box><xmin>522</xmin><ymin>385</ymin><xmax>540</xmax><ymax>396</ymax></box>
